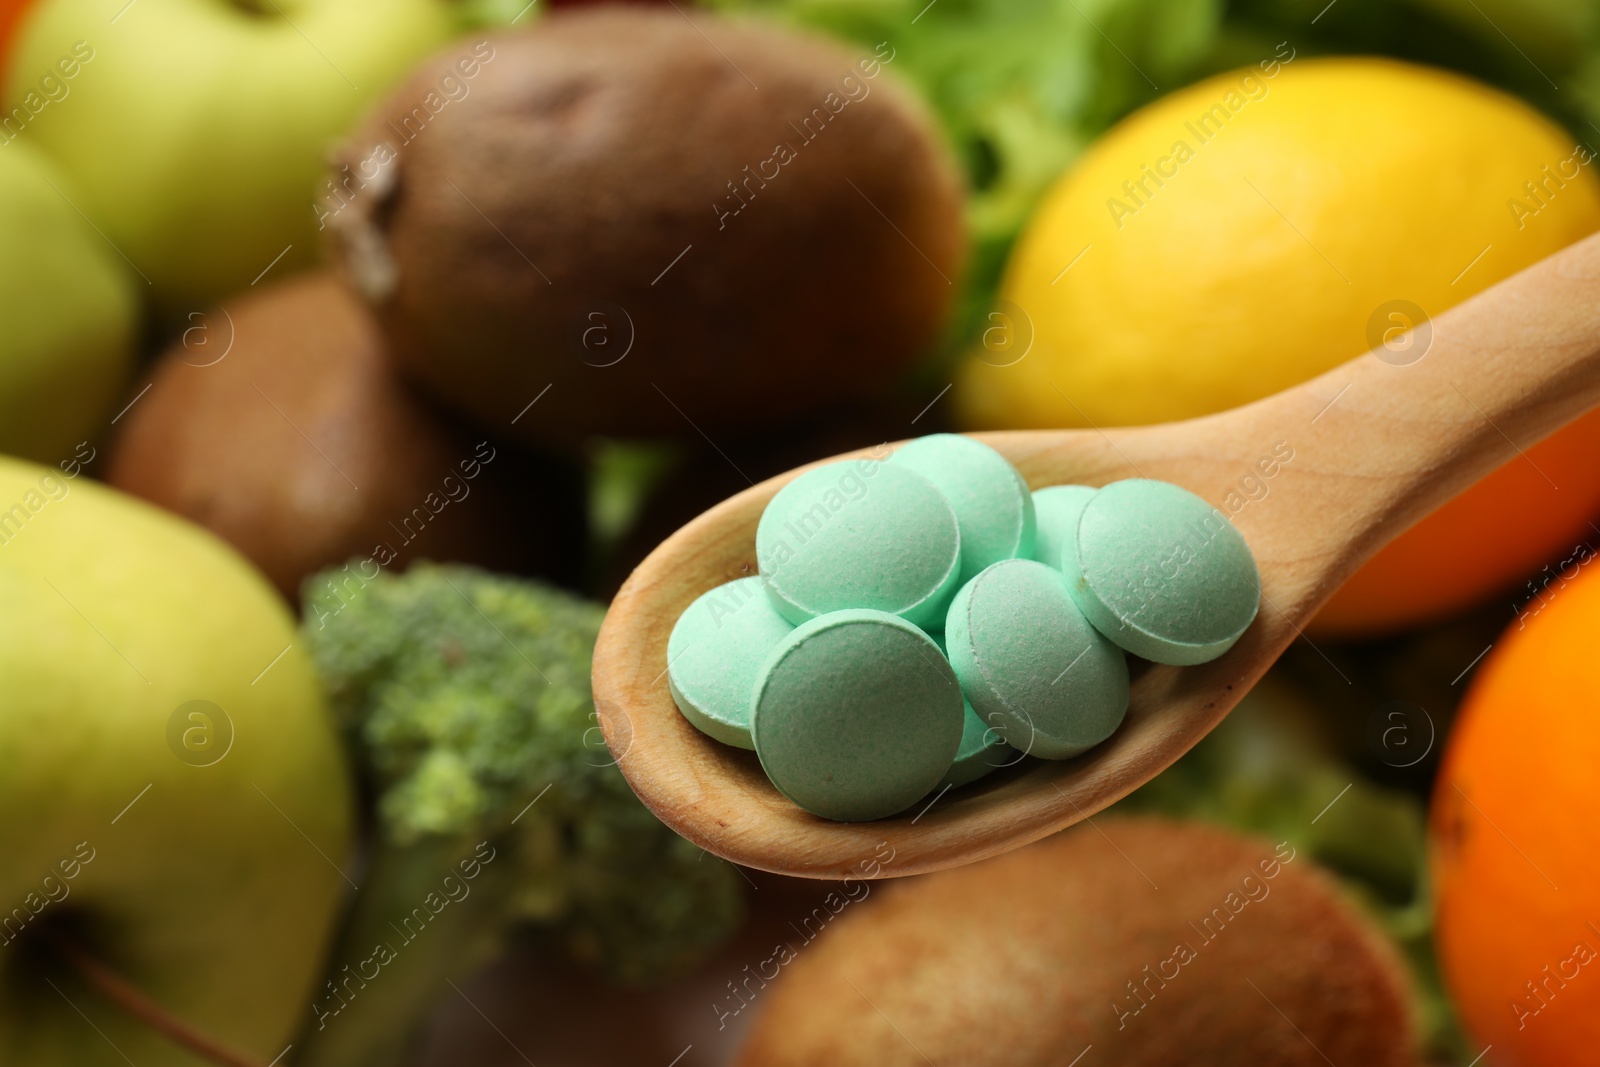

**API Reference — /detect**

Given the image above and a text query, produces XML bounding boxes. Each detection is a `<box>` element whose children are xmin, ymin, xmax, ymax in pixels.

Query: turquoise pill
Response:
<box><xmin>1031</xmin><ymin>484</ymin><xmax>1096</xmax><ymax>573</ymax></box>
<box><xmin>938</xmin><ymin>700</ymin><xmax>1021</xmax><ymax>790</ymax></box>
<box><xmin>891</xmin><ymin>434</ymin><xmax>1036</xmax><ymax>586</ymax></box>
<box><xmin>931</xmin><ymin>631</ymin><xmax>1017</xmax><ymax>790</ymax></box>
<box><xmin>1063</xmin><ymin>479</ymin><xmax>1260</xmax><ymax>666</ymax></box>
<box><xmin>752</xmin><ymin>609</ymin><xmax>964</xmax><ymax>822</ymax></box>
<box><xmin>945</xmin><ymin>558</ymin><xmax>1129</xmax><ymax>760</ymax></box>
<box><xmin>667</xmin><ymin>576</ymin><xmax>794</xmax><ymax>749</ymax></box>
<box><xmin>757</xmin><ymin>459</ymin><xmax>961</xmax><ymax>631</ymax></box>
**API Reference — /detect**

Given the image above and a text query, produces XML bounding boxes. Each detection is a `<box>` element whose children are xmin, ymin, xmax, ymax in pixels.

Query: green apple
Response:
<box><xmin>0</xmin><ymin>456</ymin><xmax>354</xmax><ymax>1064</ymax></box>
<box><xmin>0</xmin><ymin>143</ymin><xmax>136</xmax><ymax>464</ymax></box>
<box><xmin>4</xmin><ymin>0</ymin><xmax>461</xmax><ymax>312</ymax></box>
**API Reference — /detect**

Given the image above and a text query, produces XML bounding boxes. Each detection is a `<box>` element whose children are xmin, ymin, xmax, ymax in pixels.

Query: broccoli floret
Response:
<box><xmin>293</xmin><ymin>563</ymin><xmax>744</xmax><ymax>1067</ymax></box>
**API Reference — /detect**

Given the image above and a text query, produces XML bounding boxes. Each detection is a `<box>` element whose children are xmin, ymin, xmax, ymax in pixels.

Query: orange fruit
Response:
<box><xmin>0</xmin><ymin>0</ymin><xmax>37</xmax><ymax>85</ymax></box>
<box><xmin>1431</xmin><ymin>556</ymin><xmax>1600</xmax><ymax>1064</ymax></box>
<box><xmin>1316</xmin><ymin>406</ymin><xmax>1600</xmax><ymax>635</ymax></box>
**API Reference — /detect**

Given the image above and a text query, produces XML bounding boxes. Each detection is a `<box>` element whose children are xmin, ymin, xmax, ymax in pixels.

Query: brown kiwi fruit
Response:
<box><xmin>106</xmin><ymin>272</ymin><xmax>584</xmax><ymax>602</ymax></box>
<box><xmin>327</xmin><ymin>9</ymin><xmax>965</xmax><ymax>448</ymax></box>
<box><xmin>736</xmin><ymin>817</ymin><xmax>1419</xmax><ymax>1067</ymax></box>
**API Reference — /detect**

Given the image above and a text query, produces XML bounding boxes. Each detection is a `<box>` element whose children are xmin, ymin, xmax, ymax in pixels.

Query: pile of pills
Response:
<box><xmin>666</xmin><ymin>434</ymin><xmax>1260</xmax><ymax>822</ymax></box>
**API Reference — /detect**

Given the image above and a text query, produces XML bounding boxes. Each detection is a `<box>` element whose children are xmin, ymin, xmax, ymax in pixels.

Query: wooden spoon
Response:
<box><xmin>593</xmin><ymin>230</ymin><xmax>1600</xmax><ymax>880</ymax></box>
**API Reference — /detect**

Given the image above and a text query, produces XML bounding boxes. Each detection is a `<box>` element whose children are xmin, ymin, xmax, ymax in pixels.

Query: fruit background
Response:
<box><xmin>1</xmin><ymin>0</ymin><xmax>1598</xmax><ymax>1063</ymax></box>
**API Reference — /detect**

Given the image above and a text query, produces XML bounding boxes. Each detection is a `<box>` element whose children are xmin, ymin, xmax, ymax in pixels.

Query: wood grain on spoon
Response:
<box><xmin>594</xmin><ymin>229</ymin><xmax>1600</xmax><ymax>880</ymax></box>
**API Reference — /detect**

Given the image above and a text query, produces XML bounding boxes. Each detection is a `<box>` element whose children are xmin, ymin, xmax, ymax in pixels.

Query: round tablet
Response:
<box><xmin>752</xmin><ymin>609</ymin><xmax>964</xmax><ymax>822</ymax></box>
<box><xmin>938</xmin><ymin>699</ymin><xmax>1021</xmax><ymax>790</ymax></box>
<box><xmin>756</xmin><ymin>459</ymin><xmax>961</xmax><ymax>630</ymax></box>
<box><xmin>930</xmin><ymin>631</ymin><xmax>1018</xmax><ymax>789</ymax></box>
<box><xmin>945</xmin><ymin>559</ymin><xmax>1129</xmax><ymax>760</ymax></box>
<box><xmin>667</xmin><ymin>576</ymin><xmax>794</xmax><ymax>749</ymax></box>
<box><xmin>1063</xmin><ymin>479</ymin><xmax>1260</xmax><ymax>666</ymax></box>
<box><xmin>1031</xmin><ymin>484</ymin><xmax>1096</xmax><ymax>572</ymax></box>
<box><xmin>891</xmin><ymin>434</ymin><xmax>1036</xmax><ymax>585</ymax></box>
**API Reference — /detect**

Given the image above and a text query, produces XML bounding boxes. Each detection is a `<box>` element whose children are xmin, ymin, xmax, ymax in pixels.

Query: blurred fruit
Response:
<box><xmin>0</xmin><ymin>456</ymin><xmax>352</xmax><ymax>1064</ymax></box>
<box><xmin>1431</xmin><ymin>555</ymin><xmax>1600</xmax><ymax>1065</ymax></box>
<box><xmin>954</xmin><ymin>57</ymin><xmax>1600</xmax><ymax>635</ymax></box>
<box><xmin>4</xmin><ymin>0</ymin><xmax>458</xmax><ymax>313</ymax></box>
<box><xmin>737</xmin><ymin>818</ymin><xmax>1416</xmax><ymax>1067</ymax></box>
<box><xmin>0</xmin><ymin>142</ymin><xmax>135</xmax><ymax>463</ymax></box>
<box><xmin>106</xmin><ymin>273</ymin><xmax>586</xmax><ymax>603</ymax></box>
<box><xmin>1316</xmin><ymin>410</ymin><xmax>1600</xmax><ymax>633</ymax></box>
<box><xmin>0</xmin><ymin>0</ymin><xmax>38</xmax><ymax>83</ymax></box>
<box><xmin>330</xmin><ymin>9</ymin><xmax>965</xmax><ymax>448</ymax></box>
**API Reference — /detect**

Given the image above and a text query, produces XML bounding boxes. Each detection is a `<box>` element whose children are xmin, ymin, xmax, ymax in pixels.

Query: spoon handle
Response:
<box><xmin>1222</xmin><ymin>229</ymin><xmax>1600</xmax><ymax>622</ymax></box>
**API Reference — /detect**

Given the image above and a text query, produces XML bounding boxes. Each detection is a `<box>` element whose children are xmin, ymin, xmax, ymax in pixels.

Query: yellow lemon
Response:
<box><xmin>957</xmin><ymin>56</ymin><xmax>1600</xmax><ymax>635</ymax></box>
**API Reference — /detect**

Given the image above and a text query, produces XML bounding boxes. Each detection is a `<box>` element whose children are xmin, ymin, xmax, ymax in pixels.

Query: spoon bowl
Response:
<box><xmin>594</xmin><ymin>231</ymin><xmax>1600</xmax><ymax>880</ymax></box>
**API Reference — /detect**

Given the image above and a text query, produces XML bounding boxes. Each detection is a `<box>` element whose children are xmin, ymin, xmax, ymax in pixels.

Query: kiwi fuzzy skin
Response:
<box><xmin>328</xmin><ymin>8</ymin><xmax>966</xmax><ymax>448</ymax></box>
<box><xmin>106</xmin><ymin>273</ymin><xmax>585</xmax><ymax>602</ymax></box>
<box><xmin>735</xmin><ymin>817</ymin><xmax>1418</xmax><ymax>1067</ymax></box>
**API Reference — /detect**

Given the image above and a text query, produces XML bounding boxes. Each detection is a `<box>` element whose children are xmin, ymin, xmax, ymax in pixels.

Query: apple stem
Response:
<box><xmin>47</xmin><ymin>931</ymin><xmax>275</xmax><ymax>1067</ymax></box>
